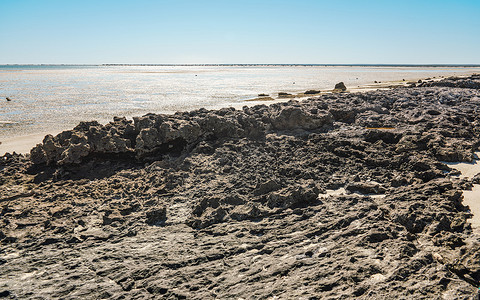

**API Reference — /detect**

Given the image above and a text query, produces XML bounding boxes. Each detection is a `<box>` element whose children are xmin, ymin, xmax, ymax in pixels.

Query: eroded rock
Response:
<box><xmin>2</xmin><ymin>75</ymin><xmax>480</xmax><ymax>299</ymax></box>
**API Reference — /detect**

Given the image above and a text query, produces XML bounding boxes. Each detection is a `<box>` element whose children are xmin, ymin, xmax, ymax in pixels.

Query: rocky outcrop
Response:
<box><xmin>30</xmin><ymin>102</ymin><xmax>332</xmax><ymax>165</ymax></box>
<box><xmin>420</xmin><ymin>75</ymin><xmax>480</xmax><ymax>89</ymax></box>
<box><xmin>2</xmin><ymin>75</ymin><xmax>480</xmax><ymax>298</ymax></box>
<box><xmin>31</xmin><ymin>118</ymin><xmax>136</xmax><ymax>165</ymax></box>
<box><xmin>269</xmin><ymin>105</ymin><xmax>333</xmax><ymax>131</ymax></box>
<box><xmin>334</xmin><ymin>82</ymin><xmax>347</xmax><ymax>91</ymax></box>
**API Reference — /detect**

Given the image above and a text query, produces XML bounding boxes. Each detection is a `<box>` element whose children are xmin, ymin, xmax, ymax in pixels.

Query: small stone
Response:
<box><xmin>334</xmin><ymin>82</ymin><xmax>347</xmax><ymax>91</ymax></box>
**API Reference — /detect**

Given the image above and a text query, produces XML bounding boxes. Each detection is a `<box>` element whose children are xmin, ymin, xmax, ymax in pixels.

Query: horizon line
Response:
<box><xmin>1</xmin><ymin>63</ymin><xmax>480</xmax><ymax>67</ymax></box>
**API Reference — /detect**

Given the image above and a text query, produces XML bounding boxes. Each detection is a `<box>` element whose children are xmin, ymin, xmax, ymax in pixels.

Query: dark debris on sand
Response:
<box><xmin>1</xmin><ymin>75</ymin><xmax>480</xmax><ymax>299</ymax></box>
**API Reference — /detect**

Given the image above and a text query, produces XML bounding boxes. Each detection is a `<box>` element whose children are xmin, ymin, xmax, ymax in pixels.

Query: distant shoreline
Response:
<box><xmin>2</xmin><ymin>64</ymin><xmax>480</xmax><ymax>67</ymax></box>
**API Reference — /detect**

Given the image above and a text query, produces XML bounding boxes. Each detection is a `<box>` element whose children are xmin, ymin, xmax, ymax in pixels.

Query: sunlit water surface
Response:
<box><xmin>1</xmin><ymin>65</ymin><xmax>479</xmax><ymax>139</ymax></box>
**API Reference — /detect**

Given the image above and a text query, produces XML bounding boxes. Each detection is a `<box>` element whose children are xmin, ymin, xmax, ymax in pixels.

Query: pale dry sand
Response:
<box><xmin>444</xmin><ymin>153</ymin><xmax>480</xmax><ymax>179</ymax></box>
<box><xmin>445</xmin><ymin>153</ymin><xmax>480</xmax><ymax>233</ymax></box>
<box><xmin>319</xmin><ymin>187</ymin><xmax>385</xmax><ymax>200</ymax></box>
<box><xmin>463</xmin><ymin>186</ymin><xmax>480</xmax><ymax>231</ymax></box>
<box><xmin>0</xmin><ymin>133</ymin><xmax>50</xmax><ymax>155</ymax></box>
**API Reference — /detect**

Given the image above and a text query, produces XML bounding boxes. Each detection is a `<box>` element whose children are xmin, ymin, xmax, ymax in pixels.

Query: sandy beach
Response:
<box><xmin>463</xmin><ymin>186</ymin><xmax>480</xmax><ymax>231</ymax></box>
<box><xmin>1</xmin><ymin>75</ymin><xmax>480</xmax><ymax>298</ymax></box>
<box><xmin>0</xmin><ymin>133</ymin><xmax>51</xmax><ymax>156</ymax></box>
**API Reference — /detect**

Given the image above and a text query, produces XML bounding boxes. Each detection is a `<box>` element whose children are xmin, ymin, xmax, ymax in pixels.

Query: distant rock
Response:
<box><xmin>278</xmin><ymin>92</ymin><xmax>294</xmax><ymax>98</ymax></box>
<box><xmin>334</xmin><ymin>82</ymin><xmax>347</xmax><ymax>91</ymax></box>
<box><xmin>420</xmin><ymin>76</ymin><xmax>480</xmax><ymax>89</ymax></box>
<box><xmin>304</xmin><ymin>90</ymin><xmax>320</xmax><ymax>95</ymax></box>
<box><xmin>6</xmin><ymin>97</ymin><xmax>11</xmax><ymax>101</ymax></box>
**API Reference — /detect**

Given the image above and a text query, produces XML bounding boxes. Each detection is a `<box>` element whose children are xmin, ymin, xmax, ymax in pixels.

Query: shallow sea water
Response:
<box><xmin>1</xmin><ymin>65</ymin><xmax>479</xmax><ymax>139</ymax></box>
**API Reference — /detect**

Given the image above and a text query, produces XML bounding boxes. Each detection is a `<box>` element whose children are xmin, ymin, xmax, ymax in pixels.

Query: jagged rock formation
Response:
<box><xmin>30</xmin><ymin>104</ymin><xmax>332</xmax><ymax>165</ymax></box>
<box><xmin>334</xmin><ymin>82</ymin><xmax>347</xmax><ymax>91</ymax></box>
<box><xmin>420</xmin><ymin>74</ymin><xmax>480</xmax><ymax>89</ymax></box>
<box><xmin>1</xmin><ymin>75</ymin><xmax>480</xmax><ymax>299</ymax></box>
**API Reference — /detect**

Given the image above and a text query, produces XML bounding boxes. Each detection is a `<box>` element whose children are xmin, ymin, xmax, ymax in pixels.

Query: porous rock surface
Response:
<box><xmin>1</xmin><ymin>75</ymin><xmax>480</xmax><ymax>299</ymax></box>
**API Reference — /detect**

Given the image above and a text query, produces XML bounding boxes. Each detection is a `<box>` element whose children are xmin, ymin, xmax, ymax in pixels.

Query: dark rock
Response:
<box><xmin>473</xmin><ymin>173</ymin><xmax>480</xmax><ymax>184</ymax></box>
<box><xmin>364</xmin><ymin>130</ymin><xmax>401</xmax><ymax>144</ymax></box>
<box><xmin>270</xmin><ymin>107</ymin><xmax>333</xmax><ymax>131</ymax></box>
<box><xmin>278</xmin><ymin>92</ymin><xmax>294</xmax><ymax>98</ymax></box>
<box><xmin>345</xmin><ymin>182</ymin><xmax>385</xmax><ymax>194</ymax></box>
<box><xmin>334</xmin><ymin>82</ymin><xmax>347</xmax><ymax>91</ymax></box>
<box><xmin>146</xmin><ymin>207</ymin><xmax>167</xmax><ymax>225</ymax></box>
<box><xmin>229</xmin><ymin>203</ymin><xmax>266</xmax><ymax>221</ymax></box>
<box><xmin>0</xmin><ymin>291</ymin><xmax>11</xmax><ymax>297</ymax></box>
<box><xmin>266</xmin><ymin>184</ymin><xmax>319</xmax><ymax>209</ymax></box>
<box><xmin>254</xmin><ymin>179</ymin><xmax>281</xmax><ymax>195</ymax></box>
<box><xmin>365</xmin><ymin>231</ymin><xmax>390</xmax><ymax>243</ymax></box>
<box><xmin>421</xmin><ymin>76</ymin><xmax>480</xmax><ymax>89</ymax></box>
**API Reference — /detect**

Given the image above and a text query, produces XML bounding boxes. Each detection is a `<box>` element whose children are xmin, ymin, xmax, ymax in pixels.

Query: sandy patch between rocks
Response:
<box><xmin>444</xmin><ymin>153</ymin><xmax>480</xmax><ymax>233</ymax></box>
<box><xmin>462</xmin><ymin>186</ymin><xmax>480</xmax><ymax>231</ymax></box>
<box><xmin>0</xmin><ymin>133</ymin><xmax>52</xmax><ymax>155</ymax></box>
<box><xmin>444</xmin><ymin>153</ymin><xmax>480</xmax><ymax>179</ymax></box>
<box><xmin>318</xmin><ymin>187</ymin><xmax>385</xmax><ymax>200</ymax></box>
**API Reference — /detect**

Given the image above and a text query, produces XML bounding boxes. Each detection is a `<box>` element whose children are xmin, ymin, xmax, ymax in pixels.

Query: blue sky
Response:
<box><xmin>0</xmin><ymin>0</ymin><xmax>479</xmax><ymax>64</ymax></box>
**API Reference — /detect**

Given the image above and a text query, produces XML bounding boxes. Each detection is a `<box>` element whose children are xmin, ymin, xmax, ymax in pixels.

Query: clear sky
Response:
<box><xmin>0</xmin><ymin>0</ymin><xmax>479</xmax><ymax>64</ymax></box>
